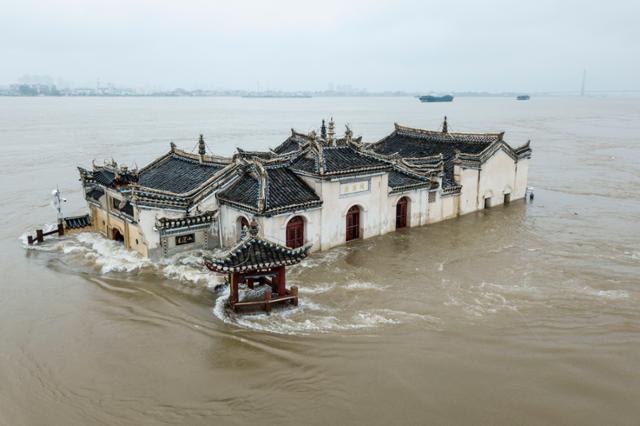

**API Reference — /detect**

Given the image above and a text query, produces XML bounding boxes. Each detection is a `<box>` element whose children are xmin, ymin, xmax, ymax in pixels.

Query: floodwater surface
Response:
<box><xmin>0</xmin><ymin>96</ymin><xmax>639</xmax><ymax>425</ymax></box>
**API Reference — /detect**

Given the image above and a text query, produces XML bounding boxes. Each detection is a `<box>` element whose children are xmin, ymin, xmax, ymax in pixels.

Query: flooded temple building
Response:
<box><xmin>77</xmin><ymin>117</ymin><xmax>532</xmax><ymax>258</ymax></box>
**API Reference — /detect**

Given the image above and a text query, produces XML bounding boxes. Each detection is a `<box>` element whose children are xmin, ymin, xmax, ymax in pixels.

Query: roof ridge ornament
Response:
<box><xmin>345</xmin><ymin>124</ymin><xmax>353</xmax><ymax>143</ymax></box>
<box><xmin>249</xmin><ymin>217</ymin><xmax>260</xmax><ymax>237</ymax></box>
<box><xmin>253</xmin><ymin>160</ymin><xmax>268</xmax><ymax>212</ymax></box>
<box><xmin>321</xmin><ymin>119</ymin><xmax>327</xmax><ymax>140</ymax></box>
<box><xmin>198</xmin><ymin>134</ymin><xmax>206</xmax><ymax>163</ymax></box>
<box><xmin>442</xmin><ymin>116</ymin><xmax>448</xmax><ymax>133</ymax></box>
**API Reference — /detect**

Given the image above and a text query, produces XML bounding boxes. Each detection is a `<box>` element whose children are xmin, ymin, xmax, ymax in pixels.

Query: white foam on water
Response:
<box><xmin>75</xmin><ymin>233</ymin><xmax>152</xmax><ymax>273</ymax></box>
<box><xmin>577</xmin><ymin>286</ymin><xmax>630</xmax><ymax>300</ymax></box>
<box><xmin>19</xmin><ymin>223</ymin><xmax>65</xmax><ymax>251</ymax></box>
<box><xmin>159</xmin><ymin>251</ymin><xmax>223</xmax><ymax>288</ymax></box>
<box><xmin>443</xmin><ymin>279</ymin><xmax>520</xmax><ymax>318</ymax></box>
<box><xmin>212</xmin><ymin>286</ymin><xmax>418</xmax><ymax>335</ymax></box>
<box><xmin>22</xmin><ymin>231</ymin><xmax>223</xmax><ymax>289</ymax></box>
<box><xmin>297</xmin><ymin>282</ymin><xmax>336</xmax><ymax>294</ymax></box>
<box><xmin>344</xmin><ymin>281</ymin><xmax>388</xmax><ymax>291</ymax></box>
<box><xmin>624</xmin><ymin>251</ymin><xmax>640</xmax><ymax>260</ymax></box>
<box><xmin>295</xmin><ymin>247</ymin><xmax>348</xmax><ymax>270</ymax></box>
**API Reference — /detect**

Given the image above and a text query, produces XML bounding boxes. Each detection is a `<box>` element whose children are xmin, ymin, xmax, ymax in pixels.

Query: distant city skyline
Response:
<box><xmin>4</xmin><ymin>73</ymin><xmax>640</xmax><ymax>96</ymax></box>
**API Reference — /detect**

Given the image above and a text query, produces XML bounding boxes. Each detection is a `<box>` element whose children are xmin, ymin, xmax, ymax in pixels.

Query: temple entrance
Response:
<box><xmin>395</xmin><ymin>197</ymin><xmax>409</xmax><ymax>229</ymax></box>
<box><xmin>286</xmin><ymin>216</ymin><xmax>305</xmax><ymax>248</ymax></box>
<box><xmin>111</xmin><ymin>228</ymin><xmax>124</xmax><ymax>243</ymax></box>
<box><xmin>346</xmin><ymin>205</ymin><xmax>360</xmax><ymax>241</ymax></box>
<box><xmin>484</xmin><ymin>197</ymin><xmax>491</xmax><ymax>209</ymax></box>
<box><xmin>504</xmin><ymin>193</ymin><xmax>511</xmax><ymax>204</ymax></box>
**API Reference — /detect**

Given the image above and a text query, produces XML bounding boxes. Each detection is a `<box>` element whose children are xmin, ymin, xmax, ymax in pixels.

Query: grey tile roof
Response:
<box><xmin>64</xmin><ymin>214</ymin><xmax>92</xmax><ymax>229</ymax></box>
<box><xmin>93</xmin><ymin>169</ymin><xmax>116</xmax><ymax>186</ymax></box>
<box><xmin>370</xmin><ymin>124</ymin><xmax>507</xmax><ymax>189</ymax></box>
<box><xmin>138</xmin><ymin>154</ymin><xmax>225</xmax><ymax>194</ymax></box>
<box><xmin>323</xmin><ymin>147</ymin><xmax>388</xmax><ymax>174</ymax></box>
<box><xmin>86</xmin><ymin>187</ymin><xmax>104</xmax><ymax>201</ymax></box>
<box><xmin>388</xmin><ymin>169</ymin><xmax>430</xmax><ymax>192</ymax></box>
<box><xmin>218</xmin><ymin>163</ymin><xmax>322</xmax><ymax>215</ymax></box>
<box><xmin>371</xmin><ymin>131</ymin><xmax>492</xmax><ymax>158</ymax></box>
<box><xmin>289</xmin><ymin>145</ymin><xmax>391</xmax><ymax>177</ymax></box>
<box><xmin>273</xmin><ymin>135</ymin><xmax>307</xmax><ymax>154</ymax></box>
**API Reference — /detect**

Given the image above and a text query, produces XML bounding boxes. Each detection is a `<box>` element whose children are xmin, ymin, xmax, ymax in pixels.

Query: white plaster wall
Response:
<box><xmin>478</xmin><ymin>149</ymin><xmax>518</xmax><ymax>208</ymax></box>
<box><xmin>387</xmin><ymin>189</ymin><xmax>429</xmax><ymax>230</ymax></box>
<box><xmin>427</xmin><ymin>187</ymin><xmax>443</xmax><ymax>224</ymax></box>
<box><xmin>440</xmin><ymin>195</ymin><xmax>459</xmax><ymax>219</ymax></box>
<box><xmin>317</xmin><ymin>173</ymin><xmax>389</xmax><ymax>250</ymax></box>
<box><xmin>219</xmin><ymin>205</ymin><xmax>251</xmax><ymax>247</ymax></box>
<box><xmin>260</xmin><ymin>209</ymin><xmax>323</xmax><ymax>250</ymax></box>
<box><xmin>459</xmin><ymin>167</ymin><xmax>480</xmax><ymax>215</ymax></box>
<box><xmin>513</xmin><ymin>158</ymin><xmax>529</xmax><ymax>200</ymax></box>
<box><xmin>137</xmin><ymin>207</ymin><xmax>183</xmax><ymax>250</ymax></box>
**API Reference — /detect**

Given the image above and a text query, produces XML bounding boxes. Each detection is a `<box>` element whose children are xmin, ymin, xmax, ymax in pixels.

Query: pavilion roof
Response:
<box><xmin>204</xmin><ymin>234</ymin><xmax>311</xmax><ymax>273</ymax></box>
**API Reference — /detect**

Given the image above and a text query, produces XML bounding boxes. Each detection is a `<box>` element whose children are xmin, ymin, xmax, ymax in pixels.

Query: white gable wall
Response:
<box><xmin>478</xmin><ymin>149</ymin><xmax>518</xmax><ymax>208</ymax></box>
<box><xmin>316</xmin><ymin>173</ymin><xmax>389</xmax><ymax>250</ymax></box>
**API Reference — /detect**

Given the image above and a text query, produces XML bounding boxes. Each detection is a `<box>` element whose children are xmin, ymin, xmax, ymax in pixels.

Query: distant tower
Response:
<box><xmin>198</xmin><ymin>134</ymin><xmax>206</xmax><ymax>155</ymax></box>
<box><xmin>321</xmin><ymin>119</ymin><xmax>327</xmax><ymax>140</ymax></box>
<box><xmin>442</xmin><ymin>116</ymin><xmax>448</xmax><ymax>133</ymax></box>
<box><xmin>327</xmin><ymin>117</ymin><xmax>335</xmax><ymax>145</ymax></box>
<box><xmin>580</xmin><ymin>69</ymin><xmax>586</xmax><ymax>96</ymax></box>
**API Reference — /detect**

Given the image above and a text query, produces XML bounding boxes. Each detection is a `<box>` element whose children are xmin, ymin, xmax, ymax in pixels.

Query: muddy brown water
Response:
<box><xmin>1</xmin><ymin>96</ymin><xmax>639</xmax><ymax>425</ymax></box>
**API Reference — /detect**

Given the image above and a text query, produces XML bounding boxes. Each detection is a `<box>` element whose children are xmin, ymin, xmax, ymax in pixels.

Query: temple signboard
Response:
<box><xmin>175</xmin><ymin>233</ymin><xmax>195</xmax><ymax>246</ymax></box>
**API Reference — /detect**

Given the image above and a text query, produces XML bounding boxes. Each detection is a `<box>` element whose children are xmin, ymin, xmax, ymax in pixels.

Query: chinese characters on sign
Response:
<box><xmin>339</xmin><ymin>180</ymin><xmax>369</xmax><ymax>196</ymax></box>
<box><xmin>175</xmin><ymin>233</ymin><xmax>195</xmax><ymax>245</ymax></box>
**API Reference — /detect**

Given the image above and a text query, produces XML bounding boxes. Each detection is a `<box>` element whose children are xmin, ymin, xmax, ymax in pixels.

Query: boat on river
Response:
<box><xmin>419</xmin><ymin>95</ymin><xmax>454</xmax><ymax>103</ymax></box>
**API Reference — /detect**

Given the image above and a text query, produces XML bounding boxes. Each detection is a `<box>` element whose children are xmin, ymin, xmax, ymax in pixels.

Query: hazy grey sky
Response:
<box><xmin>2</xmin><ymin>0</ymin><xmax>639</xmax><ymax>92</ymax></box>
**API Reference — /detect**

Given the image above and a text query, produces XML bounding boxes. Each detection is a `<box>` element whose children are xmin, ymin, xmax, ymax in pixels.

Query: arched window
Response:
<box><xmin>346</xmin><ymin>205</ymin><xmax>361</xmax><ymax>241</ymax></box>
<box><xmin>286</xmin><ymin>216</ymin><xmax>305</xmax><ymax>248</ymax></box>
<box><xmin>237</xmin><ymin>216</ymin><xmax>249</xmax><ymax>240</ymax></box>
<box><xmin>395</xmin><ymin>197</ymin><xmax>409</xmax><ymax>229</ymax></box>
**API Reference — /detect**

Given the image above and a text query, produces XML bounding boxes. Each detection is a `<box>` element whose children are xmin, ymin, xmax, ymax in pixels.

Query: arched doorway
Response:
<box><xmin>111</xmin><ymin>228</ymin><xmax>124</xmax><ymax>243</ymax></box>
<box><xmin>237</xmin><ymin>216</ymin><xmax>249</xmax><ymax>240</ymax></box>
<box><xmin>395</xmin><ymin>197</ymin><xmax>409</xmax><ymax>229</ymax></box>
<box><xmin>286</xmin><ymin>216</ymin><xmax>305</xmax><ymax>248</ymax></box>
<box><xmin>346</xmin><ymin>205</ymin><xmax>361</xmax><ymax>242</ymax></box>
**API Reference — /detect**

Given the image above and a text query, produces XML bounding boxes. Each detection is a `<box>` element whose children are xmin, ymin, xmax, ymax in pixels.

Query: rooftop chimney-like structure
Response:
<box><xmin>327</xmin><ymin>117</ymin><xmax>335</xmax><ymax>145</ymax></box>
<box><xmin>320</xmin><ymin>119</ymin><xmax>327</xmax><ymax>140</ymax></box>
<box><xmin>198</xmin><ymin>134</ymin><xmax>206</xmax><ymax>156</ymax></box>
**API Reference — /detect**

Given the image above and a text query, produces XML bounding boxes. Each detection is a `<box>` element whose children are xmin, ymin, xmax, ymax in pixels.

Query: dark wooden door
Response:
<box><xmin>286</xmin><ymin>216</ymin><xmax>304</xmax><ymax>248</ymax></box>
<box><xmin>396</xmin><ymin>197</ymin><xmax>408</xmax><ymax>229</ymax></box>
<box><xmin>346</xmin><ymin>206</ymin><xmax>360</xmax><ymax>241</ymax></box>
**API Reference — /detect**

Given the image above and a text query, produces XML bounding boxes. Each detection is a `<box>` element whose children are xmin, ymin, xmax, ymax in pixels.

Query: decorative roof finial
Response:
<box><xmin>249</xmin><ymin>218</ymin><xmax>259</xmax><ymax>237</ymax></box>
<box><xmin>327</xmin><ymin>117</ymin><xmax>335</xmax><ymax>146</ymax></box>
<box><xmin>320</xmin><ymin>119</ymin><xmax>327</xmax><ymax>140</ymax></box>
<box><xmin>170</xmin><ymin>141</ymin><xmax>176</xmax><ymax>152</ymax></box>
<box><xmin>198</xmin><ymin>134</ymin><xmax>206</xmax><ymax>156</ymax></box>
<box><xmin>345</xmin><ymin>124</ymin><xmax>353</xmax><ymax>143</ymax></box>
<box><xmin>442</xmin><ymin>116</ymin><xmax>448</xmax><ymax>133</ymax></box>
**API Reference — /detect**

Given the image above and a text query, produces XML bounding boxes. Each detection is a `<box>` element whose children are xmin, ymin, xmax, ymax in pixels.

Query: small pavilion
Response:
<box><xmin>204</xmin><ymin>220</ymin><xmax>309</xmax><ymax>313</ymax></box>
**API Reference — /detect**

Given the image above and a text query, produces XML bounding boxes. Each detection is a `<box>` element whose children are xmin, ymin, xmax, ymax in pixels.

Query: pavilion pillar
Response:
<box><xmin>277</xmin><ymin>266</ymin><xmax>286</xmax><ymax>296</ymax></box>
<box><xmin>230</xmin><ymin>272</ymin><xmax>240</xmax><ymax>305</ymax></box>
